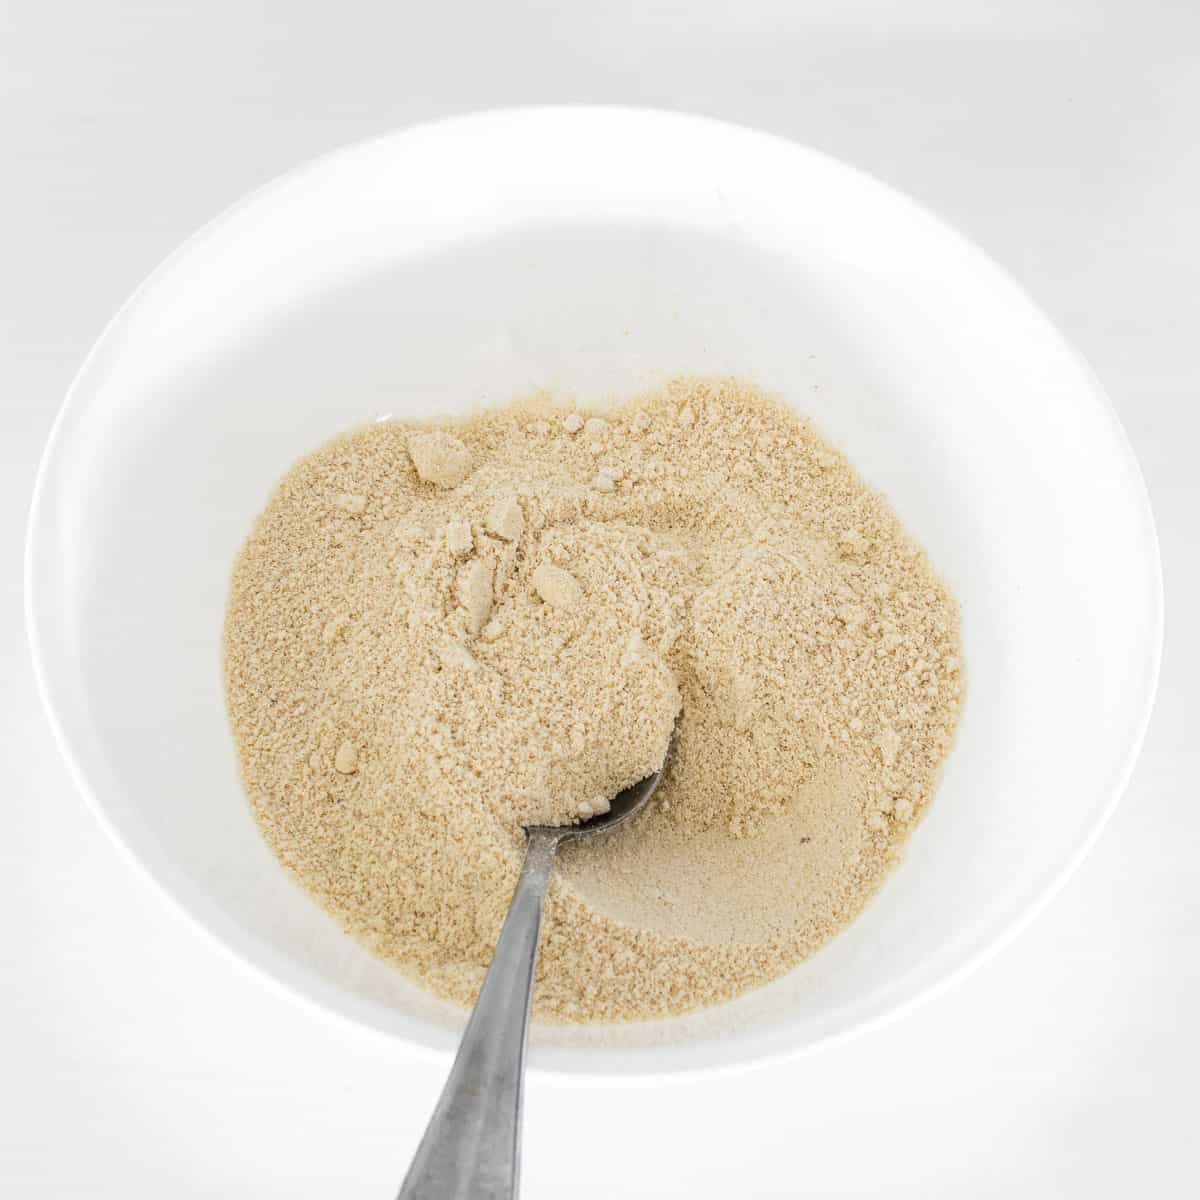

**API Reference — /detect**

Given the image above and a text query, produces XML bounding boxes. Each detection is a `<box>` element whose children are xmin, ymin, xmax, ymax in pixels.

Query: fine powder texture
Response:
<box><xmin>224</xmin><ymin>378</ymin><xmax>963</xmax><ymax>1022</ymax></box>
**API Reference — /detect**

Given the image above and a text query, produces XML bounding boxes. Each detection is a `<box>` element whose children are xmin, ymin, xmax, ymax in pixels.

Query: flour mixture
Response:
<box><xmin>224</xmin><ymin>377</ymin><xmax>962</xmax><ymax>1021</ymax></box>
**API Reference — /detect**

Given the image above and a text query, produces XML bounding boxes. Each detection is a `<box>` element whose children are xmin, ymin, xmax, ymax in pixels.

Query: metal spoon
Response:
<box><xmin>396</xmin><ymin>754</ymin><xmax>670</xmax><ymax>1200</ymax></box>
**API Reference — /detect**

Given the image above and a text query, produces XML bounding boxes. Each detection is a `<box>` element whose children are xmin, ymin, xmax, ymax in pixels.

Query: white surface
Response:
<box><xmin>26</xmin><ymin>106</ymin><xmax>1161</xmax><ymax>1075</ymax></box>
<box><xmin>2</xmin><ymin>0</ymin><xmax>1196</xmax><ymax>1194</ymax></box>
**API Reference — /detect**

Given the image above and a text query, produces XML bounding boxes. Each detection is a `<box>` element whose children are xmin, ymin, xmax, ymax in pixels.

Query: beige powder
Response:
<box><xmin>224</xmin><ymin>377</ymin><xmax>962</xmax><ymax>1022</ymax></box>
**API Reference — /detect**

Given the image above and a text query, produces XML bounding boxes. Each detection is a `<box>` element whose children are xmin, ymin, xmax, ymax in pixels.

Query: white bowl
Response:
<box><xmin>26</xmin><ymin>108</ymin><xmax>1161</xmax><ymax>1077</ymax></box>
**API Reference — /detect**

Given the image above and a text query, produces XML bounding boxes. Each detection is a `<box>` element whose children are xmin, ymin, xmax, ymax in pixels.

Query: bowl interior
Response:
<box><xmin>28</xmin><ymin>110</ymin><xmax>1160</xmax><ymax>1075</ymax></box>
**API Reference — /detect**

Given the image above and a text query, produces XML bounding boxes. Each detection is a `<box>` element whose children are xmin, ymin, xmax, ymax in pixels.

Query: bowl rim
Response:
<box><xmin>25</xmin><ymin>105</ymin><xmax>1164</xmax><ymax>1081</ymax></box>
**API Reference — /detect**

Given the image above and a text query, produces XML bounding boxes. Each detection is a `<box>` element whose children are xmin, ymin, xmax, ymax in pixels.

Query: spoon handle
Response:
<box><xmin>397</xmin><ymin>828</ymin><xmax>560</xmax><ymax>1200</ymax></box>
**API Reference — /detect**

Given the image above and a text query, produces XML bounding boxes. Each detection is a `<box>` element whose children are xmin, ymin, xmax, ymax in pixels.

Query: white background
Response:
<box><xmin>2</xmin><ymin>2</ymin><xmax>1196</xmax><ymax>1196</ymax></box>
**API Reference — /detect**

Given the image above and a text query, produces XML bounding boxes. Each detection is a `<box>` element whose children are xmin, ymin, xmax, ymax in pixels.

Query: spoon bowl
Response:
<box><xmin>527</xmin><ymin>757</ymin><xmax>670</xmax><ymax>847</ymax></box>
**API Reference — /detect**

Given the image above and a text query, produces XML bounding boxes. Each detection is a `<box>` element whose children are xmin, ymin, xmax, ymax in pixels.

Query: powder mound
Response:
<box><xmin>224</xmin><ymin>376</ymin><xmax>963</xmax><ymax>1023</ymax></box>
